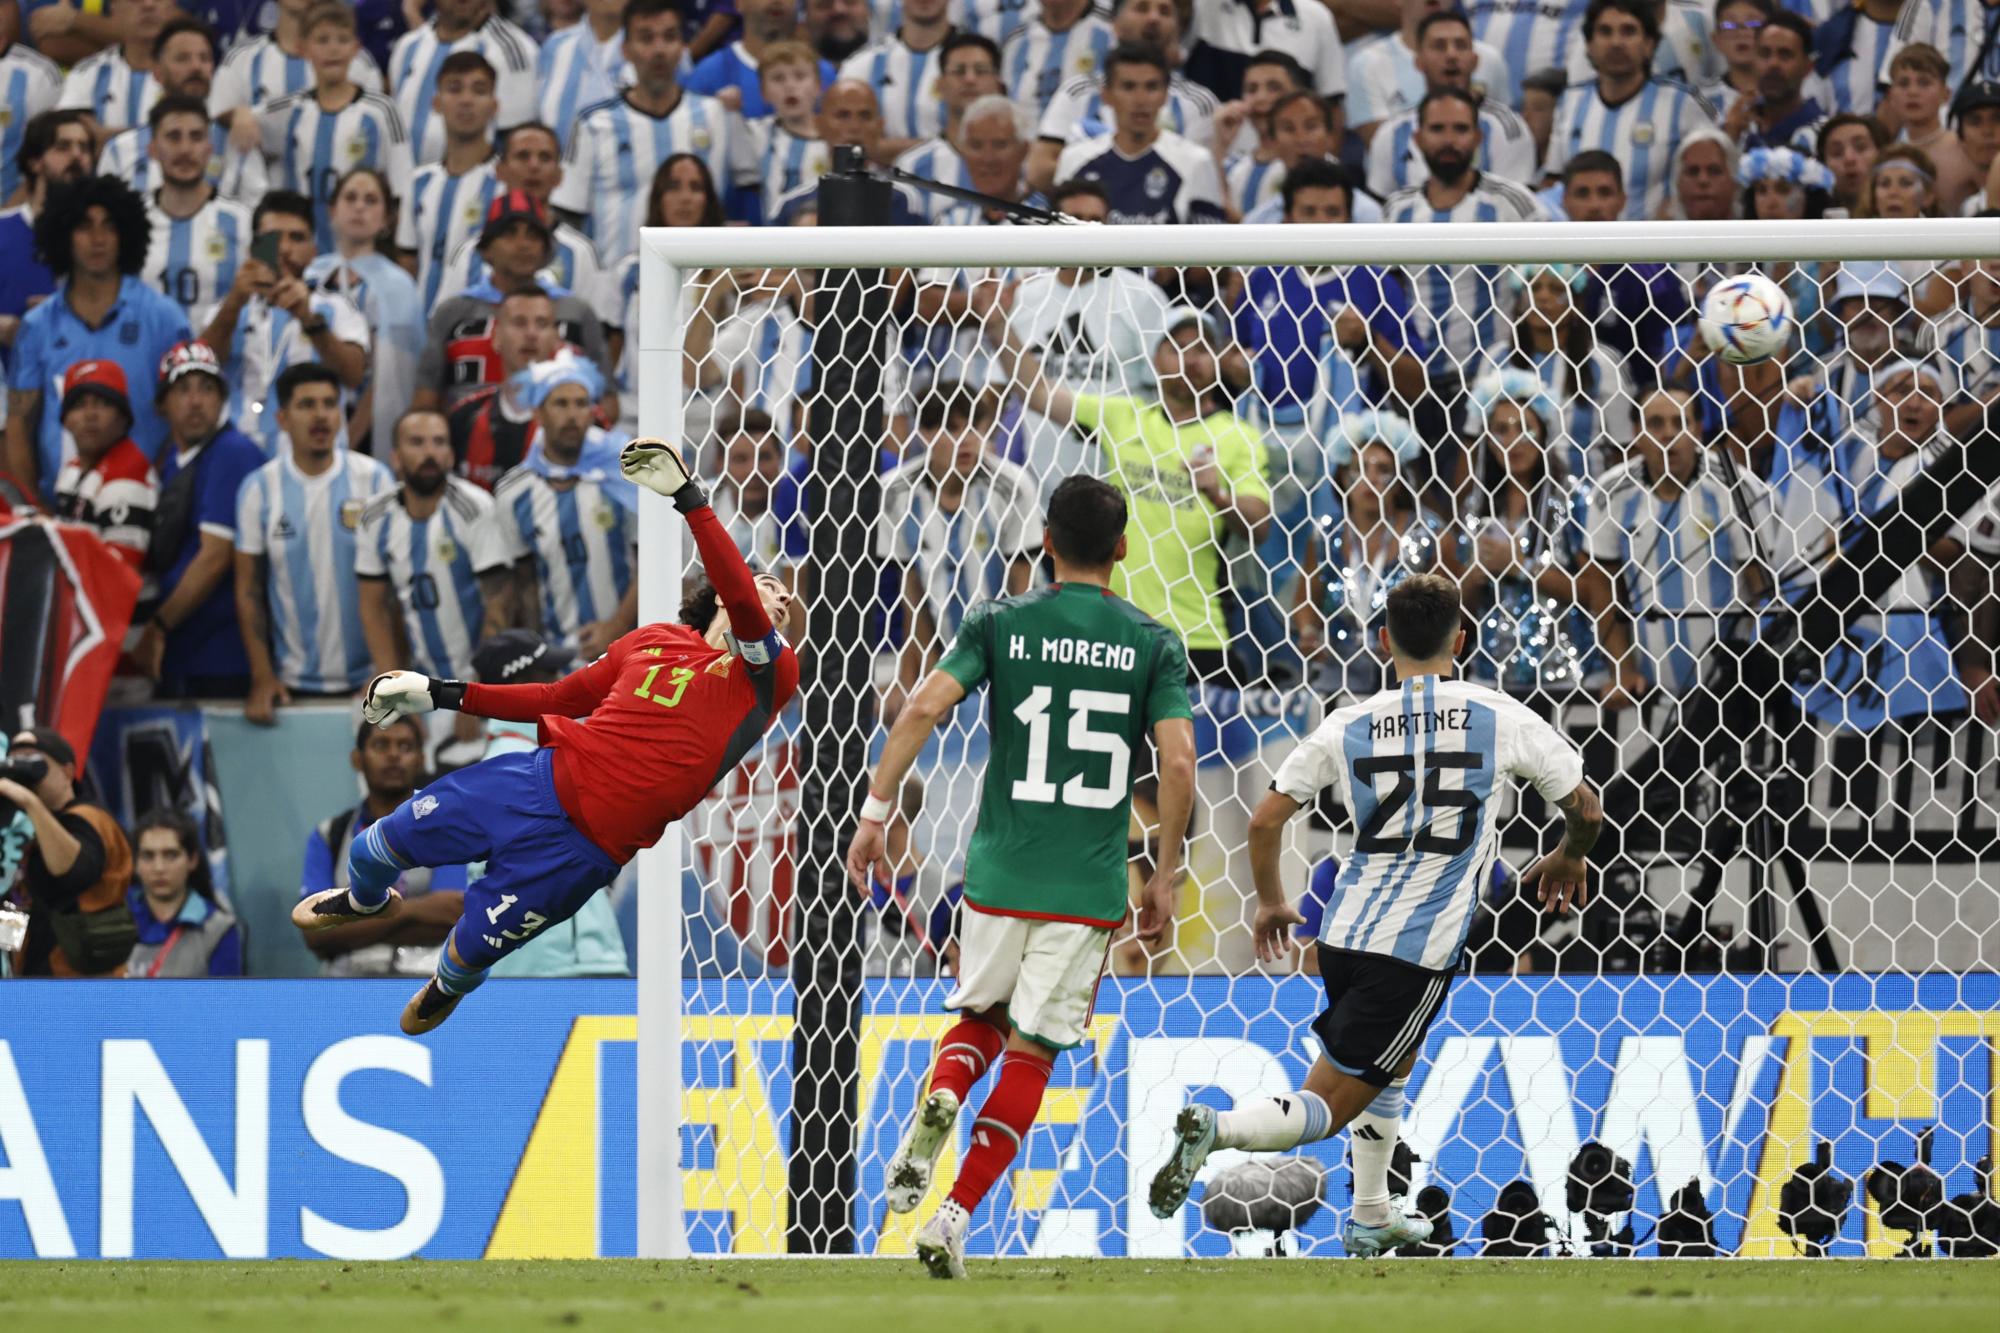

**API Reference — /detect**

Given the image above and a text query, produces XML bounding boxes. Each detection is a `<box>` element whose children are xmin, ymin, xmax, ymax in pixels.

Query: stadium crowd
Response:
<box><xmin>1</xmin><ymin>0</ymin><xmax>1997</xmax><ymax>978</ymax></box>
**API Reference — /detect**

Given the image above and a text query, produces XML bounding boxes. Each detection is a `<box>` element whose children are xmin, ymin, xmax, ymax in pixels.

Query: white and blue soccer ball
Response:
<box><xmin>1699</xmin><ymin>273</ymin><xmax>1796</xmax><ymax>365</ymax></box>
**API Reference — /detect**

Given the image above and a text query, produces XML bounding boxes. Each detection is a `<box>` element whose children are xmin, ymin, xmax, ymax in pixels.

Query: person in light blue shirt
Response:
<box><xmin>308</xmin><ymin>165</ymin><xmax>429</xmax><ymax>453</ymax></box>
<box><xmin>684</xmin><ymin>0</ymin><xmax>838</xmax><ymax>120</ymax></box>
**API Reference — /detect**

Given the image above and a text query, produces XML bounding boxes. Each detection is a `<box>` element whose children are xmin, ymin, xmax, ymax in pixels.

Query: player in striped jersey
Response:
<box><xmin>57</xmin><ymin>0</ymin><xmax>172</xmax><ymax>138</ymax></box>
<box><xmin>387</xmin><ymin>0</ymin><xmax>538</xmax><ymax>165</ymax></box>
<box><xmin>752</xmin><ymin>43</ymin><xmax>834</xmax><ymax>222</ymax></box>
<box><xmin>358</xmin><ymin>409</ymin><xmax>508</xmax><ymax>681</ymax></box>
<box><xmin>1149</xmin><ymin>572</ymin><xmax>1599</xmax><ymax>1256</ymax></box>
<box><xmin>100</xmin><ymin>19</ymin><xmax>271</xmax><ymax>208</ymax></box>
<box><xmin>0</xmin><ymin>40</ymin><xmax>61</xmax><ymax>202</ymax></box>
<box><xmin>235</xmin><ymin>363</ymin><xmax>396</xmax><ymax>723</ymax></box>
<box><xmin>210</xmin><ymin>0</ymin><xmax>385</xmax><ymax>115</ymax></box>
<box><xmin>1383</xmin><ymin>91</ymin><xmax>1549</xmax><ymax>381</ymax></box>
<box><xmin>486</xmin><ymin>358</ymin><xmax>640</xmax><ymax>656</ymax></box>
<box><xmin>841</xmin><ymin>0</ymin><xmax>955</xmax><ymax>157</ymax></box>
<box><xmin>395</xmin><ymin>52</ymin><xmax>502</xmax><ymax>311</ymax></box>
<box><xmin>553</xmin><ymin>0</ymin><xmax>748</xmax><ymax>263</ymax></box>
<box><xmin>1542</xmin><ymin>0</ymin><xmax>1718</xmax><ymax>218</ymax></box>
<box><xmin>140</xmin><ymin>97</ymin><xmax>252</xmax><ymax>328</ymax></box>
<box><xmin>1465</xmin><ymin>0</ymin><xmax>1588</xmax><ymax>107</ymax></box>
<box><xmin>1002</xmin><ymin>0</ymin><xmax>1113</xmax><ymax>115</ymax></box>
<box><xmin>536</xmin><ymin>0</ymin><xmax>630</xmax><ymax>146</ymax></box>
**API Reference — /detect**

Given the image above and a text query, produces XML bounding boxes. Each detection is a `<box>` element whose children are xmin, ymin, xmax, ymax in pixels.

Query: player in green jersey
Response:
<box><xmin>846</xmin><ymin>475</ymin><xmax>1199</xmax><ymax>1280</ymax></box>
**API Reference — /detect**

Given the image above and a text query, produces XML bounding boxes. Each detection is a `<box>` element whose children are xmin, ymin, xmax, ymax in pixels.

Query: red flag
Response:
<box><xmin>0</xmin><ymin>516</ymin><xmax>141</xmax><ymax>771</ymax></box>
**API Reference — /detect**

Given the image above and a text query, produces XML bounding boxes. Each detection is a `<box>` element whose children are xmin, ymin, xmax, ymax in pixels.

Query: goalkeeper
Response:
<box><xmin>293</xmin><ymin>440</ymin><xmax>800</xmax><ymax>1034</ymax></box>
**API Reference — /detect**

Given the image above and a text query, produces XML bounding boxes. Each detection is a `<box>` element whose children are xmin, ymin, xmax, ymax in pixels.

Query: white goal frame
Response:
<box><xmin>631</xmin><ymin>216</ymin><xmax>2000</xmax><ymax>1260</ymax></box>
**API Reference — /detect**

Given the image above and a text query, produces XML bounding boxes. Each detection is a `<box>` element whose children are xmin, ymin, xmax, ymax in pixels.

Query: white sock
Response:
<box><xmin>1348</xmin><ymin>1078</ymin><xmax>1406</xmax><ymax>1227</ymax></box>
<box><xmin>1212</xmin><ymin>1090</ymin><xmax>1333</xmax><ymax>1151</ymax></box>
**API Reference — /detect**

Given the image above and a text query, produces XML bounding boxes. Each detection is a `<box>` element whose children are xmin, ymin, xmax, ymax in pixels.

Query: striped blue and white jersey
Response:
<box><xmin>1053</xmin><ymin>128</ymin><xmax>1227</xmax><ymax>223</ymax></box>
<box><xmin>551</xmin><ymin>91</ymin><xmax>746</xmax><ymax>265</ymax></box>
<box><xmin>387</xmin><ymin>15</ymin><xmax>539</xmax><ymax>164</ymax></box>
<box><xmin>235</xmin><ymin>446</ymin><xmax>396</xmax><ymax>692</ymax></box>
<box><xmin>1382</xmin><ymin>175</ymin><xmax>1547</xmax><ymax>376</ymax></box>
<box><xmin>1563</xmin><ymin>0</ymin><xmax>1723</xmax><ymax>93</ymax></box>
<box><xmin>304</xmin><ymin>250</ymin><xmax>429</xmax><ymax>453</ymax></box>
<box><xmin>57</xmin><ymin>46</ymin><xmax>158</xmax><ymax>133</ymax></box>
<box><xmin>1364</xmin><ymin>99</ymin><xmax>1538</xmax><ymax>199</ymax></box>
<box><xmin>1001</xmin><ymin>10</ymin><xmax>1114</xmax><ymax>115</ymax></box>
<box><xmin>234</xmin><ymin>289</ymin><xmax>373</xmax><ymax>454</ymax></box>
<box><xmin>487</xmin><ymin>438</ymin><xmax>638</xmax><ymax>650</ymax></box>
<box><xmin>1037</xmin><ymin>70</ymin><xmax>1218</xmax><ymax>146</ymax></box>
<box><xmin>876</xmin><ymin>455</ymin><xmax>1045</xmax><ymax>635</ymax></box>
<box><xmin>437</xmin><ymin>220</ymin><xmax>607</xmax><ymax>311</ymax></box>
<box><xmin>259</xmin><ymin>90</ymin><xmax>415</xmax><ymax>249</ymax></box>
<box><xmin>142</xmin><ymin>193</ymin><xmax>252</xmax><ymax>328</ymax></box>
<box><xmin>1819</xmin><ymin>8</ymin><xmax>1902</xmax><ymax>114</ymax></box>
<box><xmin>209</xmin><ymin>35</ymin><xmax>383</xmax><ymax>113</ymax></box>
<box><xmin>1273</xmin><ymin>674</ymin><xmax>1584</xmax><ymax>971</ymax></box>
<box><xmin>535</xmin><ymin>21</ymin><xmax>629</xmax><ymax>148</ymax></box>
<box><xmin>839</xmin><ymin>33</ymin><xmax>948</xmax><ymax>142</ymax></box>
<box><xmin>872</xmin><ymin>0</ymin><xmax>1041</xmax><ymax>46</ymax></box>
<box><xmin>1343</xmin><ymin>29</ymin><xmax>1506</xmax><ymax>125</ymax></box>
<box><xmin>395</xmin><ymin>159</ymin><xmax>501</xmax><ymax>312</ymax></box>
<box><xmin>101</xmin><ymin>122</ymin><xmax>270</xmax><ymax>206</ymax></box>
<box><xmin>755</xmin><ymin>122</ymin><xmax>833</xmax><ymax>223</ymax></box>
<box><xmin>0</xmin><ymin>43</ymin><xmax>61</xmax><ymax>202</ymax></box>
<box><xmin>1464</xmin><ymin>0</ymin><xmax>1588</xmax><ymax>106</ymax></box>
<box><xmin>1543</xmin><ymin>77</ymin><xmax>1717</xmax><ymax>219</ymax></box>
<box><xmin>706</xmin><ymin>295</ymin><xmax>815</xmax><ymax>441</ymax></box>
<box><xmin>354</xmin><ymin>478</ymin><xmax>507</xmax><ymax>680</ymax></box>
<box><xmin>1941</xmin><ymin>313</ymin><xmax>2000</xmax><ymax>404</ymax></box>
<box><xmin>1225</xmin><ymin>153</ymin><xmax>1287</xmax><ymax>218</ymax></box>
<box><xmin>893</xmin><ymin>136</ymin><xmax>969</xmax><ymax>220</ymax></box>
<box><xmin>1888</xmin><ymin>0</ymin><xmax>2000</xmax><ymax>89</ymax></box>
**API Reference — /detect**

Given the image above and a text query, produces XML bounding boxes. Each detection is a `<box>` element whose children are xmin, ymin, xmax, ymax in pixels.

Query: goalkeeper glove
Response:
<box><xmin>620</xmin><ymin>437</ymin><xmax>708</xmax><ymax>513</ymax></box>
<box><xmin>361</xmin><ymin>670</ymin><xmax>466</xmax><ymax>726</ymax></box>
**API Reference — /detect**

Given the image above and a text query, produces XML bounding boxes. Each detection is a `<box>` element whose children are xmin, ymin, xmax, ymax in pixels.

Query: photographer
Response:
<box><xmin>0</xmin><ymin>728</ymin><xmax>136</xmax><ymax>978</ymax></box>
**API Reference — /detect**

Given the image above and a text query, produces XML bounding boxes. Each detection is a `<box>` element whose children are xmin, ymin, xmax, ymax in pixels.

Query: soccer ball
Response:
<box><xmin>1699</xmin><ymin>273</ymin><xmax>1795</xmax><ymax>365</ymax></box>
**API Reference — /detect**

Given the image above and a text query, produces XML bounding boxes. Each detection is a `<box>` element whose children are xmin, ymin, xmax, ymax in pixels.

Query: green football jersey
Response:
<box><xmin>936</xmin><ymin>581</ymin><xmax>1194</xmax><ymax>927</ymax></box>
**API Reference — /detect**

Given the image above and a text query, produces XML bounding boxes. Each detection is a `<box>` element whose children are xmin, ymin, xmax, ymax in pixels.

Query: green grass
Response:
<box><xmin>2</xmin><ymin>1259</ymin><xmax>1995</xmax><ymax>1332</ymax></box>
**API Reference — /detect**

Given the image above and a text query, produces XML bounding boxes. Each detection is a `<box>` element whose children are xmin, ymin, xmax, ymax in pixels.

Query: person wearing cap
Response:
<box><xmin>6</xmin><ymin>174</ymin><xmax>191</xmax><ymax>504</ymax></box>
<box><xmin>0</xmin><ymin>727</ymin><xmax>136</xmax><ymax>978</ymax></box>
<box><xmin>1950</xmin><ymin>78</ymin><xmax>2000</xmax><ymax>211</ymax></box>
<box><xmin>410</xmin><ymin>189</ymin><xmax>614</xmax><ymax>417</ymax></box>
<box><xmin>432</xmin><ymin>123</ymin><xmax>608</xmax><ymax>311</ymax></box>
<box><xmin>140</xmin><ymin>339</ymin><xmax>267</xmax><ymax>698</ymax></box>
<box><xmin>51</xmin><ymin>359</ymin><xmax>159</xmax><ymax>572</ymax></box>
<box><xmin>356</xmin><ymin>407</ymin><xmax>509</xmax><ymax>685</ymax></box>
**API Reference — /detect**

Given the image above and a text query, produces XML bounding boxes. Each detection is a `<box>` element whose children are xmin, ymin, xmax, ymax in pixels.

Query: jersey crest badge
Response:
<box><xmin>593</xmin><ymin>503</ymin><xmax>617</xmax><ymax>530</ymax></box>
<box><xmin>1144</xmin><ymin>167</ymin><xmax>1169</xmax><ymax>199</ymax></box>
<box><xmin>413</xmin><ymin>795</ymin><xmax>439</xmax><ymax>819</ymax></box>
<box><xmin>436</xmin><ymin>537</ymin><xmax>458</xmax><ymax>564</ymax></box>
<box><xmin>692</xmin><ymin>129</ymin><xmax>712</xmax><ymax>150</ymax></box>
<box><xmin>1632</xmin><ymin>123</ymin><xmax>1654</xmax><ymax>144</ymax></box>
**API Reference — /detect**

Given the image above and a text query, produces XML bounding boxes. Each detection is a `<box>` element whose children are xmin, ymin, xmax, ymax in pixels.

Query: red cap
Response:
<box><xmin>156</xmin><ymin>339</ymin><xmax>228</xmax><ymax>401</ymax></box>
<box><xmin>480</xmin><ymin>188</ymin><xmax>553</xmax><ymax>248</ymax></box>
<box><xmin>59</xmin><ymin>359</ymin><xmax>134</xmax><ymax>424</ymax></box>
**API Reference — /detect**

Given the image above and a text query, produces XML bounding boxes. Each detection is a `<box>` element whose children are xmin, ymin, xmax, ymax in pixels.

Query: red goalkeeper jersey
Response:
<box><xmin>460</xmin><ymin>504</ymin><xmax>798</xmax><ymax>863</ymax></box>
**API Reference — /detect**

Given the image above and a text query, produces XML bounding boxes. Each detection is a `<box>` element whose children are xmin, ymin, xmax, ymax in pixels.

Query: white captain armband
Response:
<box><xmin>727</xmin><ymin>628</ymin><xmax>785</xmax><ymax>666</ymax></box>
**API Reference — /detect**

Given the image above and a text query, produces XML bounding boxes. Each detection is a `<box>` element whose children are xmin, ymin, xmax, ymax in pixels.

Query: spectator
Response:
<box><xmin>1815</xmin><ymin>0</ymin><xmax>1906</xmax><ymax>117</ymax></box>
<box><xmin>1857</xmin><ymin>144</ymin><xmax>1958</xmax><ymax>311</ymax></box>
<box><xmin>201</xmin><ymin>189</ymin><xmax>370</xmax><ymax>453</ymax></box>
<box><xmin>1519</xmin><ymin>65</ymin><xmax>1565</xmax><ymax>177</ymax></box>
<box><xmin>805</xmin><ymin>0</ymin><xmax>871</xmax><ymax>62</ymax></box>
<box><xmin>1544</xmin><ymin>0</ymin><xmax>1720</xmax><ymax>219</ymax></box>
<box><xmin>1347</xmin><ymin>0</ymin><xmax>1503</xmax><ymax>140</ymax></box>
<box><xmin>437</xmin><ymin>123</ymin><xmax>607</xmax><ymax>306</ymax></box>
<box><xmin>1366</xmin><ymin>10</ymin><xmax>1538</xmax><ymax>199</ymax></box>
<box><xmin>357</xmin><ymin>408</ymin><xmax>506</xmax><ymax>681</ymax></box>
<box><xmin>1721</xmin><ymin>10</ymin><xmax>1828</xmax><ymax>154</ymax></box>
<box><xmin>840</xmin><ymin>0</ymin><xmax>955</xmax><ymax>160</ymax></box>
<box><xmin>1737</xmin><ymin>147</ymin><xmax>1839</xmax><ymax>358</ymax></box>
<box><xmin>51</xmin><ymin>358</ymin><xmax>157</xmax><ymax>570</ymax></box>
<box><xmin>895</xmin><ymin>31</ymin><xmax>1004</xmax><ymax>204</ymax></box>
<box><xmin>56</xmin><ymin>0</ymin><xmax>177</xmax><ymax>140</ymax></box>
<box><xmin>233</xmin><ymin>362</ymin><xmax>395</xmax><ymax>725</ymax></box>
<box><xmin>125</xmin><ymin>808</ymin><xmax>243</xmax><ymax>977</ymax></box>
<box><xmin>98</xmin><ymin>17</ymin><xmax>270</xmax><ymax>207</ymax></box>
<box><xmin>1956</xmin><ymin>79</ymin><xmax>2000</xmax><ymax>211</ymax></box>
<box><xmin>397</xmin><ymin>50</ymin><xmax>503</xmax><ymax>312</ymax></box>
<box><xmin>537</xmin><ymin>0</ymin><xmax>630</xmax><ymax>143</ymax></box>
<box><xmin>485</xmin><ymin>352</ymin><xmax>639</xmax><ymax>657</ymax></box>
<box><xmin>1886</xmin><ymin>0</ymin><xmax>2000</xmax><ymax>98</ymax></box>
<box><xmin>1558</xmin><ymin>152</ymin><xmax>1693</xmax><ymax>375</ymax></box>
<box><xmin>257</xmin><ymin>3</ymin><xmax>415</xmax><ymax>250</ymax></box>
<box><xmin>936</xmin><ymin>94</ymin><xmax>1045</xmax><ymax>222</ymax></box>
<box><xmin>1384</xmin><ymin>88</ymin><xmax>1550</xmax><ymax>383</ymax></box>
<box><xmin>1213</xmin><ymin>50</ymin><xmax>1308</xmax><ymax>209</ymax></box>
<box><xmin>1660</xmin><ymin>124</ymin><xmax>1740</xmax><ymax>220</ymax></box>
<box><xmin>387</xmin><ymin>0</ymin><xmax>536</xmax><ymax>166</ymax></box>
<box><xmin>138</xmin><ymin>340</ymin><xmax>264</xmax><ymax>699</ymax></box>
<box><xmin>307</xmin><ymin>166</ymin><xmax>428</xmax><ymax>453</ymax></box>
<box><xmin>1818</xmin><ymin>109</ymin><xmax>1891</xmax><ymax>214</ymax></box>
<box><xmin>1885</xmin><ymin>41</ymin><xmax>1979</xmax><ymax>211</ymax></box>
<box><xmin>1498</xmin><ymin>263</ymin><xmax>1634</xmax><ymax>473</ymax></box>
<box><xmin>298</xmin><ymin>716</ymin><xmax>466</xmax><ymax>976</ymax></box>
<box><xmin>138</xmin><ymin>96</ymin><xmax>253</xmax><ymax>329</ymax></box>
<box><xmin>414</xmin><ymin>191</ymin><xmax>613</xmax><ymax>415</ymax></box>
<box><xmin>1941</xmin><ymin>244</ymin><xmax>2000</xmax><ymax>414</ymax></box>
<box><xmin>0</xmin><ymin>111</ymin><xmax>92</xmax><ymax>404</ymax></box>
<box><xmin>1002</xmin><ymin>0</ymin><xmax>1114</xmax><ymax>117</ymax></box>
<box><xmin>1055</xmin><ymin>43</ymin><xmax>1225</xmax><ymax>224</ymax></box>
<box><xmin>749</xmin><ymin>40</ymin><xmax>834</xmax><ymax>222</ymax></box>
<box><xmin>1704</xmin><ymin>0</ymin><xmax>1776</xmax><ymax>113</ymax></box>
<box><xmin>709</xmin><ymin>409</ymin><xmax>806</xmax><ymax>571</ymax></box>
<box><xmin>1223</xmin><ymin>89</ymin><xmax>1337</xmax><ymax>221</ymax></box>
<box><xmin>451</xmin><ymin>287</ymin><xmax>562</xmax><ymax>488</ymax></box>
<box><xmin>607</xmin><ymin>155</ymin><xmax>724</xmax><ymax>435</ymax></box>
<box><xmin>209</xmin><ymin>0</ymin><xmax>386</xmax><ymax>116</ymax></box>
<box><xmin>1463</xmin><ymin>0</ymin><xmax>1583</xmax><ymax>107</ymax></box>
<box><xmin>987</xmin><ymin>299</ymin><xmax>1271</xmax><ymax>680</ymax></box>
<box><xmin>686</xmin><ymin>0</ymin><xmax>836</xmax><ymax>120</ymax></box>
<box><xmin>1186</xmin><ymin>0</ymin><xmax>1348</xmax><ymax>105</ymax></box>
<box><xmin>1029</xmin><ymin>0</ymin><xmax>1220</xmax><ymax>194</ymax></box>
<box><xmin>1</xmin><ymin>727</ymin><xmax>134</xmax><ymax>978</ymax></box>
<box><xmin>554</xmin><ymin>0</ymin><xmax>750</xmax><ymax>263</ymax></box>
<box><xmin>23</xmin><ymin>0</ymin><xmax>121</xmax><ymax>67</ymax></box>
<box><xmin>7</xmin><ymin>176</ymin><xmax>190</xmax><ymax>503</ymax></box>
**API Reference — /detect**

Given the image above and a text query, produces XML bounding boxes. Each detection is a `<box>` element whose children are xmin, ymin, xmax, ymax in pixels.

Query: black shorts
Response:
<box><xmin>1309</xmin><ymin>946</ymin><xmax>1454</xmax><ymax>1086</ymax></box>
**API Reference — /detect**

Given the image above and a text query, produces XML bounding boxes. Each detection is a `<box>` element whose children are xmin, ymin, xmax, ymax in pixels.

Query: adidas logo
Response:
<box><xmin>1352</xmin><ymin>1125</ymin><xmax>1386</xmax><ymax>1141</ymax></box>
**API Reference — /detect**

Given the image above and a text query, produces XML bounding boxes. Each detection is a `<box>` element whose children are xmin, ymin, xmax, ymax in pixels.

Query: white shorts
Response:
<box><xmin>945</xmin><ymin>905</ymin><xmax>1113</xmax><ymax>1050</ymax></box>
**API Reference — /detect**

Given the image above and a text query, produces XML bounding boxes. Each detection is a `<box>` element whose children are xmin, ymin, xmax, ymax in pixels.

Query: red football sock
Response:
<box><xmin>928</xmin><ymin>1017</ymin><xmax>1007</xmax><ymax>1104</ymax></box>
<box><xmin>948</xmin><ymin>1048</ymin><xmax>1055</xmax><ymax>1212</ymax></box>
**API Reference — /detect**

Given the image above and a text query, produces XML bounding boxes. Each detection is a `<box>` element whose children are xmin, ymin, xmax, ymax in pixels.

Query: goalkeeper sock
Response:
<box><xmin>930</xmin><ymin>1017</ymin><xmax>1007</xmax><ymax>1104</ymax></box>
<box><xmin>345</xmin><ymin>821</ymin><xmax>411</xmax><ymax>910</ymax></box>
<box><xmin>1348</xmin><ymin>1078</ymin><xmax>1407</xmax><ymax>1227</ymax></box>
<box><xmin>1213</xmin><ymin>1090</ymin><xmax>1333</xmax><ymax>1151</ymax></box>
<box><xmin>947</xmin><ymin>1048</ymin><xmax>1054</xmax><ymax>1212</ymax></box>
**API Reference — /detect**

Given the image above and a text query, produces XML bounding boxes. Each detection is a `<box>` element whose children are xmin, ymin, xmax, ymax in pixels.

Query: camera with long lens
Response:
<box><xmin>1565</xmin><ymin>1141</ymin><xmax>1636</xmax><ymax>1254</ymax></box>
<box><xmin>1479</xmin><ymin>1178</ymin><xmax>1555</xmax><ymax>1256</ymax></box>
<box><xmin>1655</xmin><ymin>1178</ymin><xmax>1717</xmax><ymax>1257</ymax></box>
<box><xmin>1864</xmin><ymin>1127</ymin><xmax>1947</xmax><ymax>1257</ymax></box>
<box><xmin>1937</xmin><ymin>1156</ymin><xmax>2000</xmax><ymax>1258</ymax></box>
<box><xmin>0</xmin><ymin>753</ymin><xmax>48</xmax><ymax>810</ymax></box>
<box><xmin>1778</xmin><ymin>1140</ymin><xmax>1853</xmax><ymax>1256</ymax></box>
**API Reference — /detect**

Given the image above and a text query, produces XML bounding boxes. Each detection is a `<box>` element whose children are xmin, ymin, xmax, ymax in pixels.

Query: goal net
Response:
<box><xmin>632</xmin><ymin>215</ymin><xmax>2000</xmax><ymax>1260</ymax></box>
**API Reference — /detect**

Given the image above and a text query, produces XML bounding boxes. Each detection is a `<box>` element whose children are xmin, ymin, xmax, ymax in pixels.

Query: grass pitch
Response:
<box><xmin>2</xmin><ymin>1258</ymin><xmax>1993</xmax><ymax>1332</ymax></box>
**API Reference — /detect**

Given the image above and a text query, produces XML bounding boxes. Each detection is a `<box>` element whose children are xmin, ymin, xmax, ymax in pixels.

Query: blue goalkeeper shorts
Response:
<box><xmin>362</xmin><ymin>747</ymin><xmax>621</xmax><ymax>970</ymax></box>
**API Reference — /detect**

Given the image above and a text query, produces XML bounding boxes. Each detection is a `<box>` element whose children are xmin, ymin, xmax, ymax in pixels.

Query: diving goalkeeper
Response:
<box><xmin>292</xmin><ymin>440</ymin><xmax>800</xmax><ymax>1034</ymax></box>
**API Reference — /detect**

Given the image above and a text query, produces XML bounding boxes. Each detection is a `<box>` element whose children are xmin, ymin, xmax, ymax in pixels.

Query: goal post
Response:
<box><xmin>634</xmin><ymin>215</ymin><xmax>2000</xmax><ymax>1261</ymax></box>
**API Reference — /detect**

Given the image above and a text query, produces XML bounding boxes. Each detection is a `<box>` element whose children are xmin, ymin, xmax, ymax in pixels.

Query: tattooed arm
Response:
<box><xmin>1523</xmin><ymin>780</ymin><xmax>1602</xmax><ymax>916</ymax></box>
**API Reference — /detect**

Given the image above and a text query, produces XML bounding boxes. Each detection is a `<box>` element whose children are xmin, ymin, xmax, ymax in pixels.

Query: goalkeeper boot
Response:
<box><xmin>400</xmin><ymin>977</ymin><xmax>463</xmax><ymax>1036</ymax></box>
<box><xmin>1342</xmin><ymin>1209</ymin><xmax>1435</xmax><ymax>1258</ymax></box>
<box><xmin>1147</xmin><ymin>1103</ymin><xmax>1217</xmax><ymax>1219</ymax></box>
<box><xmin>292</xmin><ymin>886</ymin><xmax>403</xmax><ymax>932</ymax></box>
<box><xmin>884</xmin><ymin>1087</ymin><xmax>960</xmax><ymax>1214</ymax></box>
<box><xmin>913</xmin><ymin>1198</ymin><xmax>969</xmax><ymax>1280</ymax></box>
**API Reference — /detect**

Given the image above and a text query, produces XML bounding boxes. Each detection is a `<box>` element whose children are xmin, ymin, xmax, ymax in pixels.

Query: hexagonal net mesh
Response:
<box><xmin>636</xmin><ymin>223</ymin><xmax>2000</xmax><ymax>1260</ymax></box>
